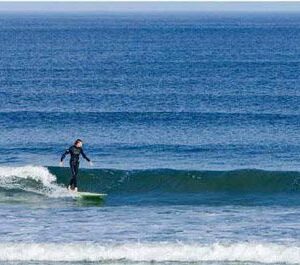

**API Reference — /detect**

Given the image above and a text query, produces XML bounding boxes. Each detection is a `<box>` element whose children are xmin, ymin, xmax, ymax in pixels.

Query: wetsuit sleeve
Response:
<box><xmin>60</xmin><ymin>148</ymin><xmax>70</xmax><ymax>162</ymax></box>
<box><xmin>81</xmin><ymin>149</ymin><xmax>91</xmax><ymax>162</ymax></box>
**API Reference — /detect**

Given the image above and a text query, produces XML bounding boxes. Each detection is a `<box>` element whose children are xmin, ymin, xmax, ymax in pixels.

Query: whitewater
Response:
<box><xmin>0</xmin><ymin>242</ymin><xmax>299</xmax><ymax>263</ymax></box>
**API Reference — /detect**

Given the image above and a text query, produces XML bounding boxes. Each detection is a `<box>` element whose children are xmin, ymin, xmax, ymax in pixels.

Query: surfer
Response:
<box><xmin>60</xmin><ymin>139</ymin><xmax>93</xmax><ymax>192</ymax></box>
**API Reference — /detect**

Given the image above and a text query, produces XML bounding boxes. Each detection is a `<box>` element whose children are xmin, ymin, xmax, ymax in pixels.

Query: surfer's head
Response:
<box><xmin>74</xmin><ymin>139</ymin><xmax>83</xmax><ymax>148</ymax></box>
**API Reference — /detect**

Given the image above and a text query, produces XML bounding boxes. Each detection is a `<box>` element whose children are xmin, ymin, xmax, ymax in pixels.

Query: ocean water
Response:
<box><xmin>0</xmin><ymin>12</ymin><xmax>300</xmax><ymax>265</ymax></box>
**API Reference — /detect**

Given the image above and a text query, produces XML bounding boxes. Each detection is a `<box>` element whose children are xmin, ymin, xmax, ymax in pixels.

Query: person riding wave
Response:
<box><xmin>60</xmin><ymin>139</ymin><xmax>93</xmax><ymax>192</ymax></box>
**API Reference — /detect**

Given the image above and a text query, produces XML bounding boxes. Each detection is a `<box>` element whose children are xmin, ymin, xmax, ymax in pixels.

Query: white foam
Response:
<box><xmin>0</xmin><ymin>165</ymin><xmax>70</xmax><ymax>198</ymax></box>
<box><xmin>0</xmin><ymin>242</ymin><xmax>299</xmax><ymax>263</ymax></box>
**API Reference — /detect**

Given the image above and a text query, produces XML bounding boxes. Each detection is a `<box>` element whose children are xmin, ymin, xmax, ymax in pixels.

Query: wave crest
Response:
<box><xmin>0</xmin><ymin>165</ymin><xmax>69</xmax><ymax>197</ymax></box>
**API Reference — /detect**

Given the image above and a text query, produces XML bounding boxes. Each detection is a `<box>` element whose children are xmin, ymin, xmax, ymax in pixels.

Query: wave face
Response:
<box><xmin>1</xmin><ymin>165</ymin><xmax>300</xmax><ymax>205</ymax></box>
<box><xmin>0</xmin><ymin>165</ymin><xmax>70</xmax><ymax>198</ymax></box>
<box><xmin>0</xmin><ymin>242</ymin><xmax>299</xmax><ymax>263</ymax></box>
<box><xmin>49</xmin><ymin>166</ymin><xmax>300</xmax><ymax>193</ymax></box>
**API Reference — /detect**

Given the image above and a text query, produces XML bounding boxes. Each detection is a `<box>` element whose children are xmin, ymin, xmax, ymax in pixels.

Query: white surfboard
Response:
<box><xmin>72</xmin><ymin>191</ymin><xmax>107</xmax><ymax>200</ymax></box>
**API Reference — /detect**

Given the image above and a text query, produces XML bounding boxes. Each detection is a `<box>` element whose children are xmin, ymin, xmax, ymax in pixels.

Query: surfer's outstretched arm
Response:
<box><xmin>60</xmin><ymin>148</ymin><xmax>70</xmax><ymax>162</ymax></box>
<box><xmin>80</xmin><ymin>149</ymin><xmax>91</xmax><ymax>162</ymax></box>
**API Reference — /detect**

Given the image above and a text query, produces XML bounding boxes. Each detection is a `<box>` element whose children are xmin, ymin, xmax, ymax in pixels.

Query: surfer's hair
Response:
<box><xmin>74</xmin><ymin>139</ymin><xmax>83</xmax><ymax>145</ymax></box>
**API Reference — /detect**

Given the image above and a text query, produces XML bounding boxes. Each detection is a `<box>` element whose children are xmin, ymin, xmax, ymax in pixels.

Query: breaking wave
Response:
<box><xmin>0</xmin><ymin>242</ymin><xmax>299</xmax><ymax>263</ymax></box>
<box><xmin>0</xmin><ymin>165</ymin><xmax>70</xmax><ymax>198</ymax></box>
<box><xmin>1</xmin><ymin>165</ymin><xmax>300</xmax><ymax>204</ymax></box>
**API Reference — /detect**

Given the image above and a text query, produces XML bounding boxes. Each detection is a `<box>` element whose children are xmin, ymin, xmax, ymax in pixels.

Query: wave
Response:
<box><xmin>0</xmin><ymin>242</ymin><xmax>299</xmax><ymax>263</ymax></box>
<box><xmin>0</xmin><ymin>166</ymin><xmax>300</xmax><ymax>202</ymax></box>
<box><xmin>0</xmin><ymin>165</ymin><xmax>71</xmax><ymax>198</ymax></box>
<box><xmin>2</xmin><ymin>111</ymin><xmax>300</xmax><ymax>127</ymax></box>
<box><xmin>50</xmin><ymin>166</ymin><xmax>300</xmax><ymax>193</ymax></box>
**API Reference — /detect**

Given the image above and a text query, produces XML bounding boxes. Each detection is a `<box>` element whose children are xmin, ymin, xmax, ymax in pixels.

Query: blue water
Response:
<box><xmin>0</xmin><ymin>12</ymin><xmax>300</xmax><ymax>264</ymax></box>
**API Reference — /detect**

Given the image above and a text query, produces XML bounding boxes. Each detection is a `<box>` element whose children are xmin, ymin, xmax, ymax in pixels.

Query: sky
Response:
<box><xmin>0</xmin><ymin>2</ymin><xmax>300</xmax><ymax>13</ymax></box>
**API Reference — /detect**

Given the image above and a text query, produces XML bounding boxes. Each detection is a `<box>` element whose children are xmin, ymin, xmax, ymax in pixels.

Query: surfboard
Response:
<box><xmin>73</xmin><ymin>192</ymin><xmax>107</xmax><ymax>201</ymax></box>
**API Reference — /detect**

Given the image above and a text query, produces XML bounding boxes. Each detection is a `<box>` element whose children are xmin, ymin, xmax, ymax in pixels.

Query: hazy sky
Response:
<box><xmin>0</xmin><ymin>2</ymin><xmax>300</xmax><ymax>13</ymax></box>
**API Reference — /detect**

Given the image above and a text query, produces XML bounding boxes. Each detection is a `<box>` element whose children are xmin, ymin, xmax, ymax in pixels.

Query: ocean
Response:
<box><xmin>0</xmin><ymin>11</ymin><xmax>300</xmax><ymax>264</ymax></box>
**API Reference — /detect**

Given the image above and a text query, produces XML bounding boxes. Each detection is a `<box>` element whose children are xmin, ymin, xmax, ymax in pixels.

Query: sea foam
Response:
<box><xmin>0</xmin><ymin>242</ymin><xmax>299</xmax><ymax>263</ymax></box>
<box><xmin>0</xmin><ymin>165</ymin><xmax>69</xmax><ymax>197</ymax></box>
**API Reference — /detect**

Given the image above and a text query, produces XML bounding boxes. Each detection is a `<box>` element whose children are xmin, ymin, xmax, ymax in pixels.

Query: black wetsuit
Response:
<box><xmin>61</xmin><ymin>145</ymin><xmax>90</xmax><ymax>188</ymax></box>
